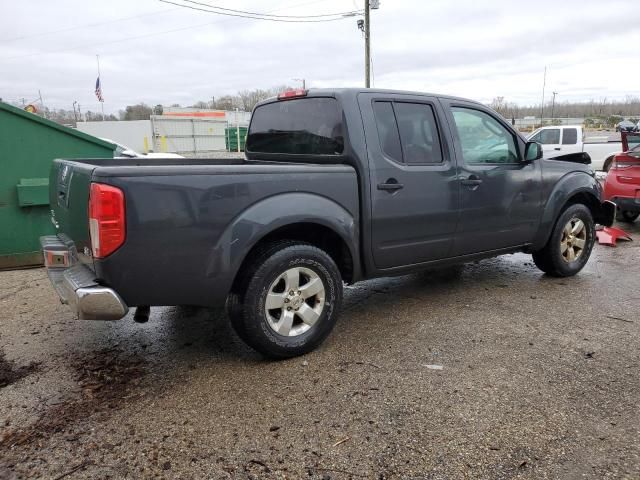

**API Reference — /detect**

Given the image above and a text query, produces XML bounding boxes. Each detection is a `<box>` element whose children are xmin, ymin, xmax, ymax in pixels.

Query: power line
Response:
<box><xmin>1</xmin><ymin>8</ymin><xmax>178</xmax><ymax>43</ymax></box>
<box><xmin>1</xmin><ymin>0</ymin><xmax>330</xmax><ymax>61</ymax></box>
<box><xmin>180</xmin><ymin>0</ymin><xmax>362</xmax><ymax>19</ymax></box>
<box><xmin>159</xmin><ymin>0</ymin><xmax>361</xmax><ymax>23</ymax></box>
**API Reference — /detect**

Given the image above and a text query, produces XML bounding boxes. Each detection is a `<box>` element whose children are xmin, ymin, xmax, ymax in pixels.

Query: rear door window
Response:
<box><xmin>394</xmin><ymin>103</ymin><xmax>443</xmax><ymax>164</ymax></box>
<box><xmin>372</xmin><ymin>101</ymin><xmax>402</xmax><ymax>163</ymax></box>
<box><xmin>372</xmin><ymin>100</ymin><xmax>444</xmax><ymax>165</ymax></box>
<box><xmin>246</xmin><ymin>98</ymin><xmax>344</xmax><ymax>155</ymax></box>
<box><xmin>562</xmin><ymin>128</ymin><xmax>578</xmax><ymax>145</ymax></box>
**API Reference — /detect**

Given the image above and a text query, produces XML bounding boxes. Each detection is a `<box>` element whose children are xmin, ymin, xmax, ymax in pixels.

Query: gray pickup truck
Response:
<box><xmin>42</xmin><ymin>88</ymin><xmax>615</xmax><ymax>358</ymax></box>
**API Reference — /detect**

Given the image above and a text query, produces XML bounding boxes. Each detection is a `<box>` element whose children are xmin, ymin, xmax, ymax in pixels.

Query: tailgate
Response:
<box><xmin>49</xmin><ymin>159</ymin><xmax>95</xmax><ymax>269</ymax></box>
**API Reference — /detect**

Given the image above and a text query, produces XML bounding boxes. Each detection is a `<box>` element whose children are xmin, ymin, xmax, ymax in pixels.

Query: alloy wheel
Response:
<box><xmin>560</xmin><ymin>217</ymin><xmax>587</xmax><ymax>263</ymax></box>
<box><xmin>264</xmin><ymin>267</ymin><xmax>326</xmax><ymax>337</ymax></box>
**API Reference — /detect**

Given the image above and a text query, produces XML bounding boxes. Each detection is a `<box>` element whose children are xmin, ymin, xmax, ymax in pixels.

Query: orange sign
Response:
<box><xmin>162</xmin><ymin>111</ymin><xmax>225</xmax><ymax>118</ymax></box>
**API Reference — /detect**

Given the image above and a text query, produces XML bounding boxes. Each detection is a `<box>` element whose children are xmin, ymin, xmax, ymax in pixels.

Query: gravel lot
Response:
<box><xmin>1</xmin><ymin>221</ymin><xmax>639</xmax><ymax>479</ymax></box>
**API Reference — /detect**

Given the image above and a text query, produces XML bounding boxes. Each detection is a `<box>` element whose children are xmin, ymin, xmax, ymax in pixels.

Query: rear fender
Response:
<box><xmin>205</xmin><ymin>193</ymin><xmax>359</xmax><ymax>301</ymax></box>
<box><xmin>532</xmin><ymin>172</ymin><xmax>609</xmax><ymax>250</ymax></box>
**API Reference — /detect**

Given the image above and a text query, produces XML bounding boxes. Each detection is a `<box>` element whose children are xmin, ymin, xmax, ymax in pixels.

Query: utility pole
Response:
<box><xmin>551</xmin><ymin>91</ymin><xmax>558</xmax><ymax>121</ymax></box>
<box><xmin>293</xmin><ymin>78</ymin><xmax>306</xmax><ymax>89</ymax></box>
<box><xmin>364</xmin><ymin>0</ymin><xmax>370</xmax><ymax>88</ymax></box>
<box><xmin>72</xmin><ymin>101</ymin><xmax>79</xmax><ymax>123</ymax></box>
<box><xmin>539</xmin><ymin>66</ymin><xmax>546</xmax><ymax>125</ymax></box>
<box><xmin>235</xmin><ymin>108</ymin><xmax>241</xmax><ymax>153</ymax></box>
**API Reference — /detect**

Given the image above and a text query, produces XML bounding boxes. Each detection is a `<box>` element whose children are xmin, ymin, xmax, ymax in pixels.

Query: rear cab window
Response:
<box><xmin>246</xmin><ymin>97</ymin><xmax>344</xmax><ymax>156</ymax></box>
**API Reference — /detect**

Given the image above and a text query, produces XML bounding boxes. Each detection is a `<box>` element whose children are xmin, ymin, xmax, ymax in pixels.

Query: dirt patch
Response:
<box><xmin>0</xmin><ymin>350</ymin><xmax>38</xmax><ymax>389</ymax></box>
<box><xmin>0</xmin><ymin>348</ymin><xmax>145</xmax><ymax>449</ymax></box>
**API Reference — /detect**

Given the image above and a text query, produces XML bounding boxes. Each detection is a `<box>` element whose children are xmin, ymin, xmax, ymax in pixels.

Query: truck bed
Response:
<box><xmin>49</xmin><ymin>157</ymin><xmax>359</xmax><ymax>307</ymax></box>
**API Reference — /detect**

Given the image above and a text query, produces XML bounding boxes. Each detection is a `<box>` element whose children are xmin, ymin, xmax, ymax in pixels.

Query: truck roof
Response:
<box><xmin>537</xmin><ymin>125</ymin><xmax>583</xmax><ymax>129</ymax></box>
<box><xmin>255</xmin><ymin>87</ymin><xmax>486</xmax><ymax>109</ymax></box>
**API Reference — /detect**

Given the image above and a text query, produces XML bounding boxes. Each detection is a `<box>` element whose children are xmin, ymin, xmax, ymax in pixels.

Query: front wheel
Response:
<box><xmin>532</xmin><ymin>204</ymin><xmax>595</xmax><ymax>277</ymax></box>
<box><xmin>603</xmin><ymin>157</ymin><xmax>614</xmax><ymax>173</ymax></box>
<box><xmin>228</xmin><ymin>241</ymin><xmax>343</xmax><ymax>358</ymax></box>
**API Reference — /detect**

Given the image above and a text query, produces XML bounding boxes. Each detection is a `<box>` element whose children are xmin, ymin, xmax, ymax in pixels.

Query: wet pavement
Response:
<box><xmin>0</xmin><ymin>221</ymin><xmax>639</xmax><ymax>479</ymax></box>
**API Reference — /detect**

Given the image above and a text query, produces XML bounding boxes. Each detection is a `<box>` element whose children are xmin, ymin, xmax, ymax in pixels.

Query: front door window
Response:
<box><xmin>451</xmin><ymin>108</ymin><xmax>519</xmax><ymax>164</ymax></box>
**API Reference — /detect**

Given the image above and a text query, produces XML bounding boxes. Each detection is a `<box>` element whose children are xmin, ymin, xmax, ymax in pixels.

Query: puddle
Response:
<box><xmin>0</xmin><ymin>348</ymin><xmax>146</xmax><ymax>449</ymax></box>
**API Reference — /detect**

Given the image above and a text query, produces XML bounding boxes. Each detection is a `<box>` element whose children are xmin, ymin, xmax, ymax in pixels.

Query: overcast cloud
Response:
<box><xmin>1</xmin><ymin>0</ymin><xmax>639</xmax><ymax>114</ymax></box>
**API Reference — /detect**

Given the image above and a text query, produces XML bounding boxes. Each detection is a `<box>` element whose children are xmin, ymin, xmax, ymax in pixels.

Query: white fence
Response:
<box><xmin>76</xmin><ymin>120</ymin><xmax>153</xmax><ymax>152</ymax></box>
<box><xmin>150</xmin><ymin>110</ymin><xmax>251</xmax><ymax>155</ymax></box>
<box><xmin>150</xmin><ymin>116</ymin><xmax>228</xmax><ymax>154</ymax></box>
<box><xmin>75</xmin><ymin>109</ymin><xmax>252</xmax><ymax>155</ymax></box>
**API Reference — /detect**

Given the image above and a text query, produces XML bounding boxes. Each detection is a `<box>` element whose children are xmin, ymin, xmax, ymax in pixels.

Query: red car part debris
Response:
<box><xmin>596</xmin><ymin>227</ymin><xmax>633</xmax><ymax>247</ymax></box>
<box><xmin>603</xmin><ymin>132</ymin><xmax>640</xmax><ymax>223</ymax></box>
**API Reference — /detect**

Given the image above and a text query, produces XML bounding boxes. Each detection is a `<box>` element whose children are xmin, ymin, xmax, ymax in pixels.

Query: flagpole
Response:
<box><xmin>96</xmin><ymin>54</ymin><xmax>105</xmax><ymax>121</ymax></box>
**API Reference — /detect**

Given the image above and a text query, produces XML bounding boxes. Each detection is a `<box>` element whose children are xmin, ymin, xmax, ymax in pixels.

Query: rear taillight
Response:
<box><xmin>611</xmin><ymin>154</ymin><xmax>640</xmax><ymax>170</ymax></box>
<box><xmin>89</xmin><ymin>183</ymin><xmax>125</xmax><ymax>259</ymax></box>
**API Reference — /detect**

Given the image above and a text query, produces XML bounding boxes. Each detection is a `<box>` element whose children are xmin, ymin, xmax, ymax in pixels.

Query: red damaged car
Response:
<box><xmin>604</xmin><ymin>132</ymin><xmax>640</xmax><ymax>223</ymax></box>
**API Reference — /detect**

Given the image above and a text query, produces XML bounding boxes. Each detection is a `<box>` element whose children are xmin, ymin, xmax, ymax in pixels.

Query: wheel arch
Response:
<box><xmin>206</xmin><ymin>192</ymin><xmax>360</xmax><ymax>302</ymax></box>
<box><xmin>532</xmin><ymin>172</ymin><xmax>610</xmax><ymax>250</ymax></box>
<box><xmin>603</xmin><ymin>154</ymin><xmax>615</xmax><ymax>172</ymax></box>
<box><xmin>231</xmin><ymin>221</ymin><xmax>357</xmax><ymax>294</ymax></box>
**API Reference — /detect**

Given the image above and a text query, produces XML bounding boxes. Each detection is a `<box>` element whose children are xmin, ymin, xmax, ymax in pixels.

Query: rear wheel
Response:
<box><xmin>228</xmin><ymin>241</ymin><xmax>343</xmax><ymax>358</ymax></box>
<box><xmin>532</xmin><ymin>204</ymin><xmax>595</xmax><ymax>277</ymax></box>
<box><xmin>616</xmin><ymin>210</ymin><xmax>639</xmax><ymax>223</ymax></box>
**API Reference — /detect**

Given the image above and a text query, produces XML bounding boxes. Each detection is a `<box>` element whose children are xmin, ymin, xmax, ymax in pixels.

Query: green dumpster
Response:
<box><xmin>225</xmin><ymin>126</ymin><xmax>248</xmax><ymax>152</ymax></box>
<box><xmin>0</xmin><ymin>102</ymin><xmax>116</xmax><ymax>269</ymax></box>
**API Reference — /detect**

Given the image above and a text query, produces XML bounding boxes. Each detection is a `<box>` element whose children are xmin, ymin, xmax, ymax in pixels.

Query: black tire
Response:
<box><xmin>532</xmin><ymin>204</ymin><xmax>595</xmax><ymax>277</ymax></box>
<box><xmin>616</xmin><ymin>210</ymin><xmax>639</xmax><ymax>223</ymax></box>
<box><xmin>603</xmin><ymin>157</ymin><xmax>614</xmax><ymax>173</ymax></box>
<box><xmin>227</xmin><ymin>241</ymin><xmax>343</xmax><ymax>359</ymax></box>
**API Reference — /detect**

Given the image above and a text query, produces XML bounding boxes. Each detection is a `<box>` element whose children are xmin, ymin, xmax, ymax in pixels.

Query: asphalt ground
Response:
<box><xmin>0</xmin><ymin>220</ymin><xmax>639</xmax><ymax>479</ymax></box>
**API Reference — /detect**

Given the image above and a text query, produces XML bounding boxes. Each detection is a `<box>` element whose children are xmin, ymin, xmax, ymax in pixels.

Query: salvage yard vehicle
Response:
<box><xmin>604</xmin><ymin>132</ymin><xmax>640</xmax><ymax>223</ymax></box>
<box><xmin>41</xmin><ymin>88</ymin><xmax>615</xmax><ymax>358</ymax></box>
<box><xmin>99</xmin><ymin>138</ymin><xmax>185</xmax><ymax>159</ymax></box>
<box><xmin>616</xmin><ymin>120</ymin><xmax>639</xmax><ymax>133</ymax></box>
<box><xmin>527</xmin><ymin>125</ymin><xmax>621</xmax><ymax>171</ymax></box>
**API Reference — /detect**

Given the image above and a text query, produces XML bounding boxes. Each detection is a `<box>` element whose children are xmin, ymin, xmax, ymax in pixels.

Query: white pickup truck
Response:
<box><xmin>527</xmin><ymin>126</ymin><xmax>621</xmax><ymax>171</ymax></box>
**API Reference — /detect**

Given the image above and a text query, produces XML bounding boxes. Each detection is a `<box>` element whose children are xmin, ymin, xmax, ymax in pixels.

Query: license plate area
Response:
<box><xmin>44</xmin><ymin>249</ymin><xmax>70</xmax><ymax>268</ymax></box>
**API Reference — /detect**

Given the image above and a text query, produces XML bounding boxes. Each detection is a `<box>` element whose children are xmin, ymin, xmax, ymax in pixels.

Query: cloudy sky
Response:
<box><xmin>1</xmin><ymin>0</ymin><xmax>639</xmax><ymax>114</ymax></box>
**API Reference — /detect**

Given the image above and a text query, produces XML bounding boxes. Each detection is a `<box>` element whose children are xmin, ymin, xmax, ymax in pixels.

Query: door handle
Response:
<box><xmin>554</xmin><ymin>147</ymin><xmax>561</xmax><ymax>151</ymax></box>
<box><xmin>377</xmin><ymin>179</ymin><xmax>404</xmax><ymax>192</ymax></box>
<box><xmin>460</xmin><ymin>175</ymin><xmax>482</xmax><ymax>187</ymax></box>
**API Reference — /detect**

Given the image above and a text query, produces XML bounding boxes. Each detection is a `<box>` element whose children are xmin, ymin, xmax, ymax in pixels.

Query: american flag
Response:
<box><xmin>95</xmin><ymin>76</ymin><xmax>104</xmax><ymax>102</ymax></box>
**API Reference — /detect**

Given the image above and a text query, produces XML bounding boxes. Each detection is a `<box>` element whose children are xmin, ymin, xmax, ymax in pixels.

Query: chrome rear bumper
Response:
<box><xmin>40</xmin><ymin>236</ymin><xmax>128</xmax><ymax>320</ymax></box>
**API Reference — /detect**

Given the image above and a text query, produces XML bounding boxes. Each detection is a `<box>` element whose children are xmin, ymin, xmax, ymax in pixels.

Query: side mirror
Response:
<box><xmin>525</xmin><ymin>141</ymin><xmax>543</xmax><ymax>161</ymax></box>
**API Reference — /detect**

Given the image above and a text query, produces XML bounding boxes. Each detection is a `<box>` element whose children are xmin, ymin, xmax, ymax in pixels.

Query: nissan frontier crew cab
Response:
<box><xmin>42</xmin><ymin>88</ymin><xmax>615</xmax><ymax>358</ymax></box>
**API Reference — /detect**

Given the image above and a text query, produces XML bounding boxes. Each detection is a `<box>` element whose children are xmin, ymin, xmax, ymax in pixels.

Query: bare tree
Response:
<box><xmin>123</xmin><ymin>103</ymin><xmax>153</xmax><ymax>120</ymax></box>
<box><xmin>212</xmin><ymin>95</ymin><xmax>240</xmax><ymax>111</ymax></box>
